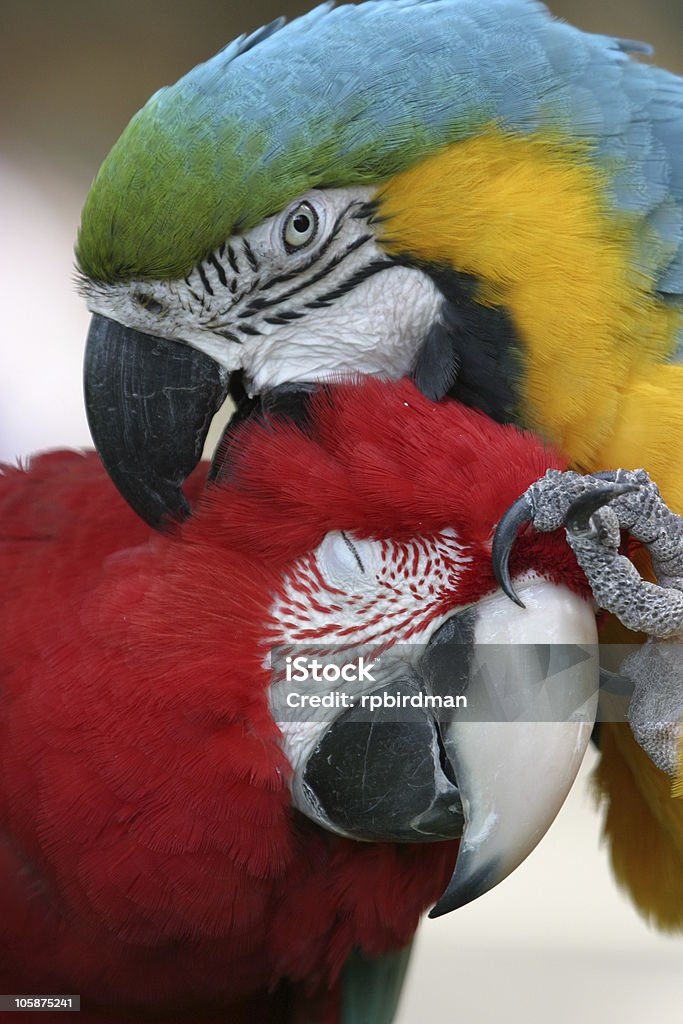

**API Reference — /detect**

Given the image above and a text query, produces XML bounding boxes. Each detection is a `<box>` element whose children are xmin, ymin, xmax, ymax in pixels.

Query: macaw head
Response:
<box><xmin>76</xmin><ymin>0</ymin><xmax>682</xmax><ymax>526</ymax></box>
<box><xmin>188</xmin><ymin>376</ymin><xmax>598</xmax><ymax>914</ymax></box>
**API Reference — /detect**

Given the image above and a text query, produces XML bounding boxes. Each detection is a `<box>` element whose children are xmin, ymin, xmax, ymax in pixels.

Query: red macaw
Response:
<box><xmin>1</xmin><ymin>378</ymin><xmax>624</xmax><ymax>1022</ymax></box>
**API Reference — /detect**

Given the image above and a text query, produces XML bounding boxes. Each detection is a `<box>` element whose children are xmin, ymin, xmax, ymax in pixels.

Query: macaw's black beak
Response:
<box><xmin>84</xmin><ymin>314</ymin><xmax>230</xmax><ymax>528</ymax></box>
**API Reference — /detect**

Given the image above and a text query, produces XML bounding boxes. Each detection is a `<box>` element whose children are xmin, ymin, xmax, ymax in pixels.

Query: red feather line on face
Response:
<box><xmin>269</xmin><ymin>530</ymin><xmax>470</xmax><ymax>650</ymax></box>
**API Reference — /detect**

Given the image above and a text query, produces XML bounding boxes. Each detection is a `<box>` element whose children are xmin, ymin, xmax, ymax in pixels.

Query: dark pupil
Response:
<box><xmin>293</xmin><ymin>213</ymin><xmax>311</xmax><ymax>234</ymax></box>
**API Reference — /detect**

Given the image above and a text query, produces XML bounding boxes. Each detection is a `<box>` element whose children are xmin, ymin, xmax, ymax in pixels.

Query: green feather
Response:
<box><xmin>340</xmin><ymin>944</ymin><xmax>414</xmax><ymax>1024</ymax></box>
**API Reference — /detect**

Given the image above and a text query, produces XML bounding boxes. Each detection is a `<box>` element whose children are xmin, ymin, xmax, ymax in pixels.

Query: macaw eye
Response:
<box><xmin>282</xmin><ymin>202</ymin><xmax>319</xmax><ymax>252</ymax></box>
<box><xmin>317</xmin><ymin>530</ymin><xmax>369</xmax><ymax>586</ymax></box>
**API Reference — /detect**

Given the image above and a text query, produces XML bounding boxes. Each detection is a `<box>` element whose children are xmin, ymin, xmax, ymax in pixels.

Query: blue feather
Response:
<box><xmin>78</xmin><ymin>0</ymin><xmax>683</xmax><ymax>299</ymax></box>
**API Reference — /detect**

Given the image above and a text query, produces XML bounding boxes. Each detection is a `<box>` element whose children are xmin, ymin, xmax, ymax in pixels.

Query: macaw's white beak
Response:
<box><xmin>430</xmin><ymin>579</ymin><xmax>598</xmax><ymax>917</ymax></box>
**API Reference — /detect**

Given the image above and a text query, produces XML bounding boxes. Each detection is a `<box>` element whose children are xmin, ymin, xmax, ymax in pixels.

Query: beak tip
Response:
<box><xmin>428</xmin><ymin>894</ymin><xmax>460</xmax><ymax>919</ymax></box>
<box><xmin>506</xmin><ymin>586</ymin><xmax>526</xmax><ymax>610</ymax></box>
<box><xmin>429</xmin><ymin>860</ymin><xmax>500</xmax><ymax>918</ymax></box>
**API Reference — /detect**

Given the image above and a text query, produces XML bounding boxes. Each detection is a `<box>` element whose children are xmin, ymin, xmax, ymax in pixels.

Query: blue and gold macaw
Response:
<box><xmin>76</xmin><ymin>0</ymin><xmax>683</xmax><ymax>946</ymax></box>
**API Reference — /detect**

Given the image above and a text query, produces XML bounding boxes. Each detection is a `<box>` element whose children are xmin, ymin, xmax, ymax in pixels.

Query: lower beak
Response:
<box><xmin>84</xmin><ymin>314</ymin><xmax>230</xmax><ymax>528</ymax></box>
<box><xmin>294</xmin><ymin>672</ymin><xmax>465</xmax><ymax>843</ymax></box>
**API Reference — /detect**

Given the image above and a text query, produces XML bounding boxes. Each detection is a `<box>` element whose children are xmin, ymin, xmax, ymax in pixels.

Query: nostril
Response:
<box><xmin>134</xmin><ymin>291</ymin><xmax>163</xmax><ymax>315</ymax></box>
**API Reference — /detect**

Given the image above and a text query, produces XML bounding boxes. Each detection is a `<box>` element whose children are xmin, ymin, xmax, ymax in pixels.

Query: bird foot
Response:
<box><xmin>494</xmin><ymin>467</ymin><xmax>683</xmax><ymax>774</ymax></box>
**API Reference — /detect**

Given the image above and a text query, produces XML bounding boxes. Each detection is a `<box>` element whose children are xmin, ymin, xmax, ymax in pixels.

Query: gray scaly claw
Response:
<box><xmin>494</xmin><ymin>467</ymin><xmax>683</xmax><ymax>775</ymax></box>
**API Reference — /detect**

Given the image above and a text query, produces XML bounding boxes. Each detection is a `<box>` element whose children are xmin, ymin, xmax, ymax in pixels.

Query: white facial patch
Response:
<box><xmin>270</xmin><ymin>527</ymin><xmax>470</xmax><ymax>649</ymax></box>
<box><xmin>242</xmin><ymin>259</ymin><xmax>440</xmax><ymax>394</ymax></box>
<box><xmin>266</xmin><ymin>528</ymin><xmax>472</xmax><ymax>777</ymax></box>
<box><xmin>83</xmin><ymin>186</ymin><xmax>442</xmax><ymax>393</ymax></box>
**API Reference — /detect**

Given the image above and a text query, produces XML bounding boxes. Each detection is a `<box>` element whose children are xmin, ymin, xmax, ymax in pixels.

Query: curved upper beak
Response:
<box><xmin>430</xmin><ymin>579</ymin><xmax>598</xmax><ymax>916</ymax></box>
<box><xmin>84</xmin><ymin>313</ymin><xmax>230</xmax><ymax>528</ymax></box>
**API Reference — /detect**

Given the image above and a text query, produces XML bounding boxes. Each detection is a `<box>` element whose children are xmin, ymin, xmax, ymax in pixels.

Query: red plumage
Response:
<box><xmin>0</xmin><ymin>379</ymin><xmax>587</xmax><ymax>1021</ymax></box>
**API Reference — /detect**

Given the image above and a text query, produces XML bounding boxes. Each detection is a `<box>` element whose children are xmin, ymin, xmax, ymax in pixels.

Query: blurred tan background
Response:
<box><xmin>2</xmin><ymin>2</ymin><xmax>683</xmax><ymax>1021</ymax></box>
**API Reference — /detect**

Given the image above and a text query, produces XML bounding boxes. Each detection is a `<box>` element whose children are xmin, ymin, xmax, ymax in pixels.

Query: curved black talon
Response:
<box><xmin>564</xmin><ymin>483</ymin><xmax>639</xmax><ymax>533</ymax></box>
<box><xmin>492</xmin><ymin>495</ymin><xmax>533</xmax><ymax>608</ymax></box>
<box><xmin>494</xmin><ymin>480</ymin><xmax>641</xmax><ymax>609</ymax></box>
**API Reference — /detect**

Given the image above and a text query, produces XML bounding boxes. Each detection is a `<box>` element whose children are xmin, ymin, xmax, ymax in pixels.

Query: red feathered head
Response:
<box><xmin>193</xmin><ymin>376</ymin><xmax>585</xmax><ymax>594</ymax></box>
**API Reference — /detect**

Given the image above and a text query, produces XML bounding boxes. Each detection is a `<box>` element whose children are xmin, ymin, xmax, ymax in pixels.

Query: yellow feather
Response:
<box><xmin>377</xmin><ymin>129</ymin><xmax>682</xmax><ymax>471</ymax></box>
<box><xmin>598</xmin><ymin>364</ymin><xmax>683</xmax><ymax>511</ymax></box>
<box><xmin>594</xmin><ymin>724</ymin><xmax>683</xmax><ymax>931</ymax></box>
